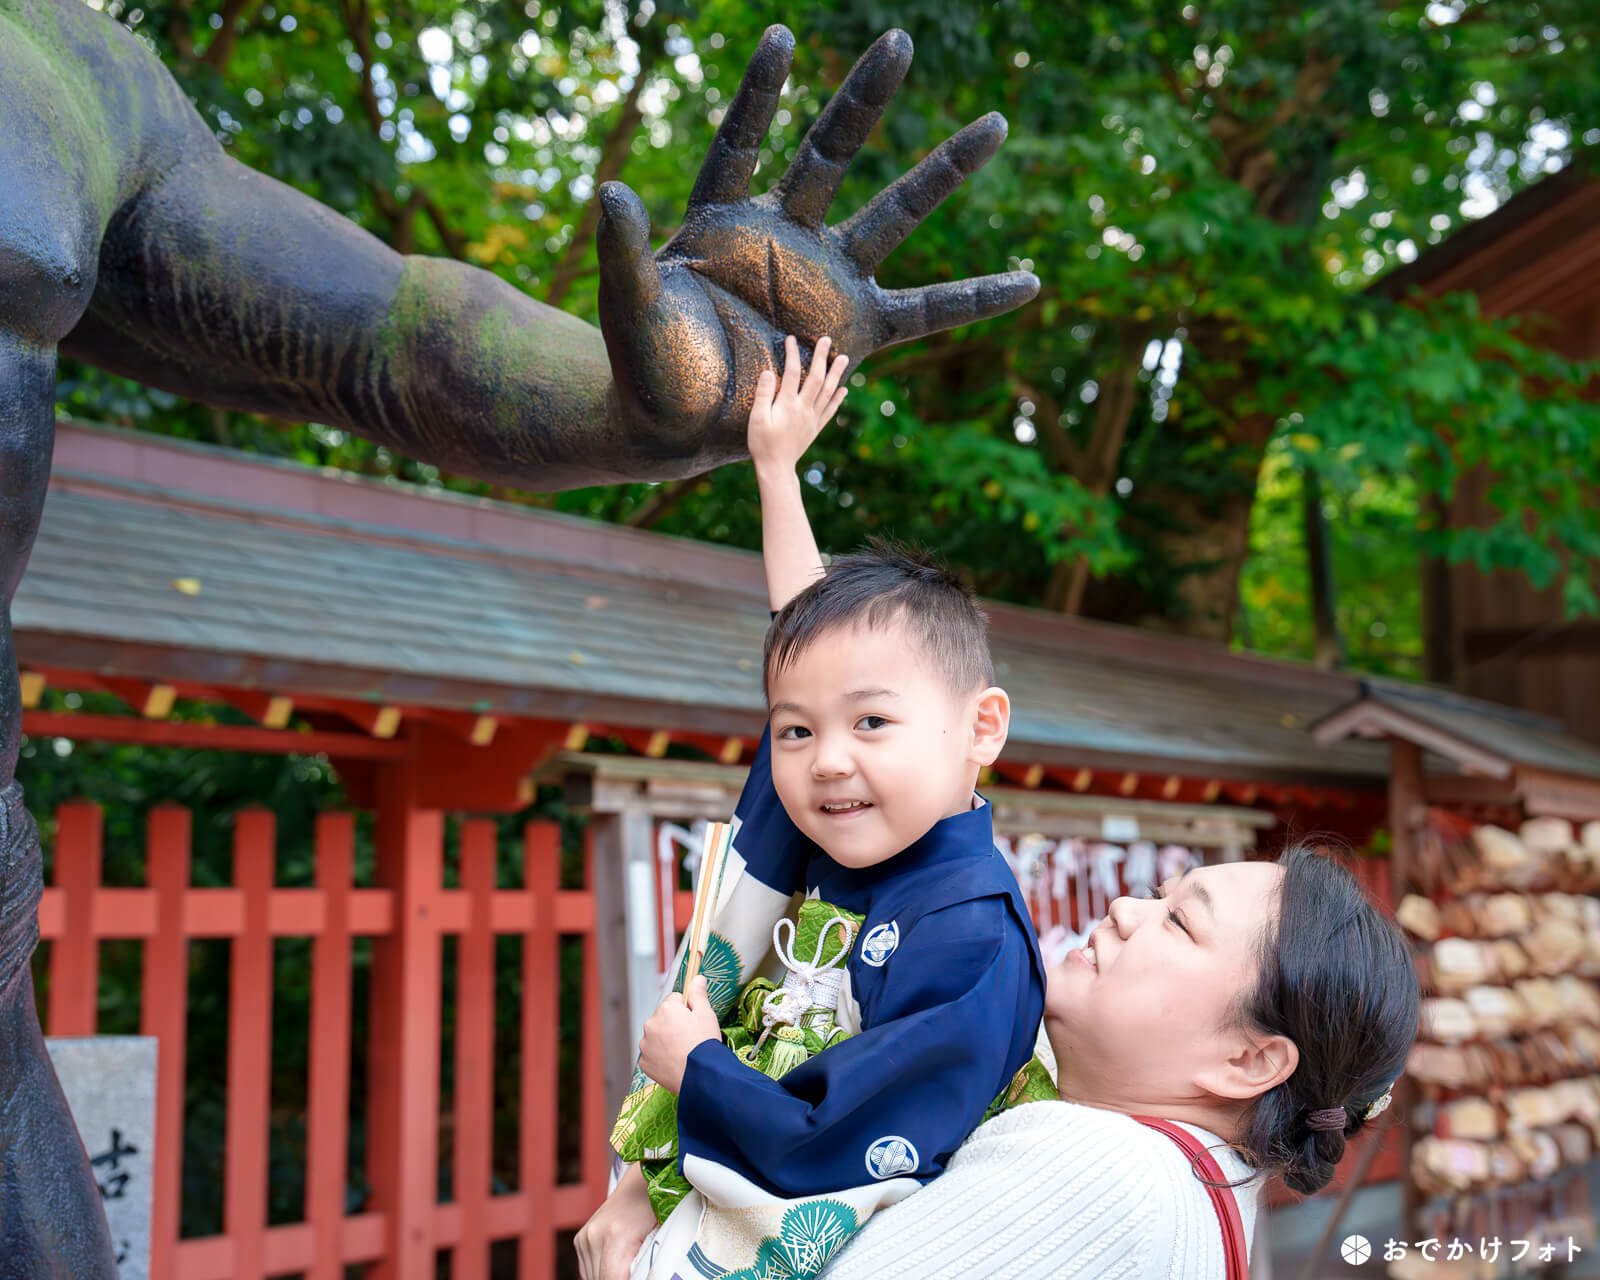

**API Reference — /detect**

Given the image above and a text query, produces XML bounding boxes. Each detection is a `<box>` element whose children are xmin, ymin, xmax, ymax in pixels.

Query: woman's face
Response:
<box><xmin>1045</xmin><ymin>859</ymin><xmax>1289</xmax><ymax>1111</ymax></box>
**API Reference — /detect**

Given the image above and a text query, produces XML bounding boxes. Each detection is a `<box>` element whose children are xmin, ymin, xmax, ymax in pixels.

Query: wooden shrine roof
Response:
<box><xmin>1369</xmin><ymin>160</ymin><xmax>1600</xmax><ymax>358</ymax></box>
<box><xmin>1314</xmin><ymin>678</ymin><xmax>1600</xmax><ymax>785</ymax></box>
<box><xmin>21</xmin><ymin>419</ymin><xmax>1589</xmax><ymax>792</ymax></box>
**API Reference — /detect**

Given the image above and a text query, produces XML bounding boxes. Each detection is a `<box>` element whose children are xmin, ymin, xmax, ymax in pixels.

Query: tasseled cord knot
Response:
<box><xmin>754</xmin><ymin>914</ymin><xmax>857</xmax><ymax>1050</ymax></box>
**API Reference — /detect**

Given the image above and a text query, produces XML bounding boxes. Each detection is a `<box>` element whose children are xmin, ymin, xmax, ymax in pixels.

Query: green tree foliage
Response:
<box><xmin>56</xmin><ymin>0</ymin><xmax>1600</xmax><ymax>652</ymax></box>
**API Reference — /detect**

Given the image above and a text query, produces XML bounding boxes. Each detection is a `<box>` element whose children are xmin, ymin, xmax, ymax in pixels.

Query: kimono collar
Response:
<box><xmin>821</xmin><ymin>792</ymin><xmax>995</xmax><ymax>889</ymax></box>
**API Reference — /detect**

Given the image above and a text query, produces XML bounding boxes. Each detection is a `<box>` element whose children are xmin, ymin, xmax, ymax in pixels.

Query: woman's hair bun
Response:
<box><xmin>1236</xmin><ymin>846</ymin><xmax>1419</xmax><ymax>1197</ymax></box>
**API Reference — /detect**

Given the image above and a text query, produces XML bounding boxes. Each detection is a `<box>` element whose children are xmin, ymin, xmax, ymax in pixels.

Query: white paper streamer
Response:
<box><xmin>1123</xmin><ymin>841</ymin><xmax>1158</xmax><ymax>898</ymax></box>
<box><xmin>1158</xmin><ymin>844</ymin><xmax>1197</xmax><ymax>883</ymax></box>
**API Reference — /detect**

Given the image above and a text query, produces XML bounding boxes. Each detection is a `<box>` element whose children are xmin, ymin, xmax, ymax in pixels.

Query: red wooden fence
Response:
<box><xmin>32</xmin><ymin>780</ymin><xmax>1398</xmax><ymax>1276</ymax></box>
<box><xmin>37</xmin><ymin>800</ymin><xmax>610</xmax><ymax>1279</ymax></box>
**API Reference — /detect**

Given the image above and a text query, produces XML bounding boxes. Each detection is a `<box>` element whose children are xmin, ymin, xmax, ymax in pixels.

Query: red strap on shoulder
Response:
<box><xmin>1131</xmin><ymin>1115</ymin><xmax>1250</xmax><ymax>1280</ymax></box>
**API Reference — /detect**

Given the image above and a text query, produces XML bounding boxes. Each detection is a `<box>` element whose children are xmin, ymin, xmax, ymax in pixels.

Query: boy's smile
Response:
<box><xmin>766</xmin><ymin>615</ymin><xmax>1006</xmax><ymax>868</ymax></box>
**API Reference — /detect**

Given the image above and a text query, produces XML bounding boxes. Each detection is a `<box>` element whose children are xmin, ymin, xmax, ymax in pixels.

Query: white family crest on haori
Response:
<box><xmin>860</xmin><ymin>921</ymin><xmax>900</xmax><ymax>967</ymax></box>
<box><xmin>865</xmin><ymin>1135</ymin><xmax>919</xmax><ymax>1180</ymax></box>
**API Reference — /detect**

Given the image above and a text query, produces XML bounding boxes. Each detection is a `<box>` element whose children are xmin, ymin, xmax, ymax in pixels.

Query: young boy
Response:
<box><xmin>595</xmin><ymin>337</ymin><xmax>1047</xmax><ymax>1280</ymax></box>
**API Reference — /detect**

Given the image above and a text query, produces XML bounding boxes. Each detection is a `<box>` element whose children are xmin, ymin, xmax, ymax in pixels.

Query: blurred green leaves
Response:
<box><xmin>60</xmin><ymin>0</ymin><xmax>1600</xmax><ymax>659</ymax></box>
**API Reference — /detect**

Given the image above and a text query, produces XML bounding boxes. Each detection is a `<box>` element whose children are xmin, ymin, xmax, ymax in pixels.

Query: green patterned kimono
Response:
<box><xmin>611</xmin><ymin>899</ymin><xmax>865</xmax><ymax>1222</ymax></box>
<box><xmin>609</xmin><ymin>888</ymin><xmax>1054</xmax><ymax>1280</ymax></box>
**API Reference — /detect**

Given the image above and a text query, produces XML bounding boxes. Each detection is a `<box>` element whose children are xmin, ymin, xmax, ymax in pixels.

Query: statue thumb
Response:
<box><xmin>596</xmin><ymin>182</ymin><xmax>663</xmax><ymax>311</ymax></box>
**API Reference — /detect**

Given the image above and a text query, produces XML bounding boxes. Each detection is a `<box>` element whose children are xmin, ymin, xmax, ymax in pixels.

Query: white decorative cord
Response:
<box><xmin>755</xmin><ymin>914</ymin><xmax>857</xmax><ymax>1049</ymax></box>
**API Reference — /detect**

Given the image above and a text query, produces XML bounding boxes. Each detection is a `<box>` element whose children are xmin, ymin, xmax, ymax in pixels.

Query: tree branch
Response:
<box><xmin>1011</xmin><ymin>374</ymin><xmax>1088</xmax><ymax>478</ymax></box>
<box><xmin>419</xmin><ymin>191</ymin><xmax>469</xmax><ymax>262</ymax></box>
<box><xmin>625</xmin><ymin>475</ymin><xmax>703</xmax><ymax>528</ymax></box>
<box><xmin>340</xmin><ymin>0</ymin><xmax>387</xmax><ymax>136</ymax></box>
<box><xmin>201</xmin><ymin>0</ymin><xmax>261</xmax><ymax>72</ymax></box>
<box><xmin>167</xmin><ymin>0</ymin><xmax>195</xmax><ymax>66</ymax></box>
<box><xmin>550</xmin><ymin>73</ymin><xmax>649</xmax><ymax>307</ymax></box>
<box><xmin>1043</xmin><ymin>325</ymin><xmax>1155</xmax><ymax>613</ymax></box>
<box><xmin>545</xmin><ymin>68</ymin><xmax>652</xmax><ymax>307</ymax></box>
<box><xmin>338</xmin><ymin>0</ymin><xmax>469</xmax><ymax>260</ymax></box>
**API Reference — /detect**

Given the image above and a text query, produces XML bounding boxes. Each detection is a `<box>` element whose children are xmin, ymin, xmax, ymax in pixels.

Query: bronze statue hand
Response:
<box><xmin>595</xmin><ymin>26</ymin><xmax>1038</xmax><ymax>470</ymax></box>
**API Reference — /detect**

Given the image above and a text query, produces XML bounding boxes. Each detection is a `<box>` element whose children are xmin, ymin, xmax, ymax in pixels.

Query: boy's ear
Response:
<box><xmin>969</xmin><ymin>686</ymin><xmax>1010</xmax><ymax>766</ymax></box>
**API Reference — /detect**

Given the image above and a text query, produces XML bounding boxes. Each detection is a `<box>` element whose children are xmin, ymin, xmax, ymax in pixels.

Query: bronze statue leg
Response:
<box><xmin>0</xmin><ymin>15</ymin><xmax>124</xmax><ymax>1267</ymax></box>
<box><xmin>0</xmin><ymin>337</ymin><xmax>117</xmax><ymax>1278</ymax></box>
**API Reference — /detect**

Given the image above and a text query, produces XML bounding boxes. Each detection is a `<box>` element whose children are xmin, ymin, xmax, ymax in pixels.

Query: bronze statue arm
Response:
<box><xmin>63</xmin><ymin>26</ymin><xmax>1036</xmax><ymax>491</ymax></box>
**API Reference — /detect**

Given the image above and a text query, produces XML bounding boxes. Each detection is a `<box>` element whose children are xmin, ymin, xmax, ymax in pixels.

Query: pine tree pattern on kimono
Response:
<box><xmin>610</xmin><ymin>900</ymin><xmax>866</xmax><ymax>1222</ymax></box>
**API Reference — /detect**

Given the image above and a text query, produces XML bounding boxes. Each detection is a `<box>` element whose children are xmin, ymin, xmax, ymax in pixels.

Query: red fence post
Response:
<box><xmin>367</xmin><ymin>761</ymin><xmax>444</xmax><ymax>1280</ymax></box>
<box><xmin>48</xmin><ymin>802</ymin><xmax>102</xmax><ymax>1035</ymax></box>
<box><xmin>143</xmin><ymin>806</ymin><xmax>192</xmax><ymax>1280</ymax></box>
<box><xmin>226</xmin><ymin>809</ymin><xmax>277</xmax><ymax>1280</ymax></box>
<box><xmin>581</xmin><ymin>828</ymin><xmax>609</xmax><ymax>1215</ymax></box>
<box><xmin>454</xmin><ymin>820</ymin><xmax>496</xmax><ymax>1280</ymax></box>
<box><xmin>307</xmin><ymin>813</ymin><xmax>355</xmax><ymax>1280</ymax></box>
<box><xmin>519</xmin><ymin>821</ymin><xmax>560</xmax><ymax>1280</ymax></box>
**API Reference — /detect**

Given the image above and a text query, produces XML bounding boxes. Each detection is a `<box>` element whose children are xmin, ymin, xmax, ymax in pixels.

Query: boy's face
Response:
<box><xmin>766</xmin><ymin>616</ymin><xmax>998</xmax><ymax>868</ymax></box>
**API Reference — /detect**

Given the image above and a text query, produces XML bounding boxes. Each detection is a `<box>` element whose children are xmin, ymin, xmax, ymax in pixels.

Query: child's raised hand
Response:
<box><xmin>638</xmin><ymin>975</ymin><xmax>722</xmax><ymax>1095</ymax></box>
<box><xmin>748</xmin><ymin>335</ymin><xmax>850</xmax><ymax>473</ymax></box>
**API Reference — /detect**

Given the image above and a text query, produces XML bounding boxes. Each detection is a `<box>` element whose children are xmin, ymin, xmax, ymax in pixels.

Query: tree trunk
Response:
<box><xmin>1148</xmin><ymin>480</ymin><xmax>1261</xmax><ymax>643</ymax></box>
<box><xmin>1303</xmin><ymin>467</ymin><xmax>1345</xmax><ymax>668</ymax></box>
<box><xmin>1131</xmin><ymin>398</ymin><xmax>1276</xmax><ymax>642</ymax></box>
<box><xmin>1114</xmin><ymin>56</ymin><xmax>1343</xmax><ymax>641</ymax></box>
<box><xmin>1046</xmin><ymin>327</ymin><xmax>1152</xmax><ymax>613</ymax></box>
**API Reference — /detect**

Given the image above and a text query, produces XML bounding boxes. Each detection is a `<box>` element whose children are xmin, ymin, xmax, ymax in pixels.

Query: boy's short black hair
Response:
<box><xmin>764</xmin><ymin>538</ymin><xmax>995</xmax><ymax>698</ymax></box>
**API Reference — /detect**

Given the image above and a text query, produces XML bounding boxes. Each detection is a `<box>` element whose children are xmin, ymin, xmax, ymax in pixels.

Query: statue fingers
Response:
<box><xmin>596</xmin><ymin>181</ymin><xmax>664</xmax><ymax>312</ymax></box>
<box><xmin>688</xmin><ymin>25</ymin><xmax>795</xmax><ymax>209</ymax></box>
<box><xmin>770</xmin><ymin>29</ymin><xmax>913</xmax><ymax>230</ymax></box>
<box><xmin>878</xmin><ymin>270</ymin><xmax>1040</xmax><ymax>347</ymax></box>
<box><xmin>838</xmin><ymin>112</ymin><xmax>1009</xmax><ymax>274</ymax></box>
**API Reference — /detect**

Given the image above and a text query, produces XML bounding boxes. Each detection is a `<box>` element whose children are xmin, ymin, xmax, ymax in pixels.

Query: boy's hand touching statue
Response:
<box><xmin>639</xmin><ymin>976</ymin><xmax>722</xmax><ymax>1096</ymax></box>
<box><xmin>748</xmin><ymin>334</ymin><xmax>848</xmax><ymax>609</ymax></box>
<box><xmin>749</xmin><ymin>335</ymin><xmax>851</xmax><ymax>473</ymax></box>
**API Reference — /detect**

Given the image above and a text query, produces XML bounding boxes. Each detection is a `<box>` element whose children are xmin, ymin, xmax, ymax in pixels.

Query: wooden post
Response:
<box><xmin>1290</xmin><ymin>1128</ymin><xmax>1386</xmax><ymax>1280</ymax></box>
<box><xmin>306</xmin><ymin>814</ymin><xmax>355</xmax><ymax>1280</ymax></box>
<box><xmin>588</xmin><ymin>806</ymin><xmax>660</xmax><ymax>1123</ymax></box>
<box><xmin>48</xmin><ymin>802</ymin><xmax>102</xmax><ymax>1035</ymax></box>
<box><xmin>142</xmin><ymin>806</ymin><xmax>192</xmax><ymax>1280</ymax></box>
<box><xmin>1389</xmin><ymin>738</ymin><xmax>1423</xmax><ymax>904</ymax></box>
<box><xmin>454</xmin><ymin>820</ymin><xmax>497</xmax><ymax>1280</ymax></box>
<box><xmin>366</xmin><ymin>758</ymin><xmax>444</xmax><ymax>1280</ymax></box>
<box><xmin>225</xmin><ymin>809</ymin><xmax>277</xmax><ymax>1280</ymax></box>
<box><xmin>583</xmin><ymin>829</ymin><xmax>613</xmax><ymax>1211</ymax></box>
<box><xmin>519</xmin><ymin>821</ymin><xmax>560</xmax><ymax>1280</ymax></box>
<box><xmin>1389</xmin><ymin>736</ymin><xmax>1425</xmax><ymax>1240</ymax></box>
